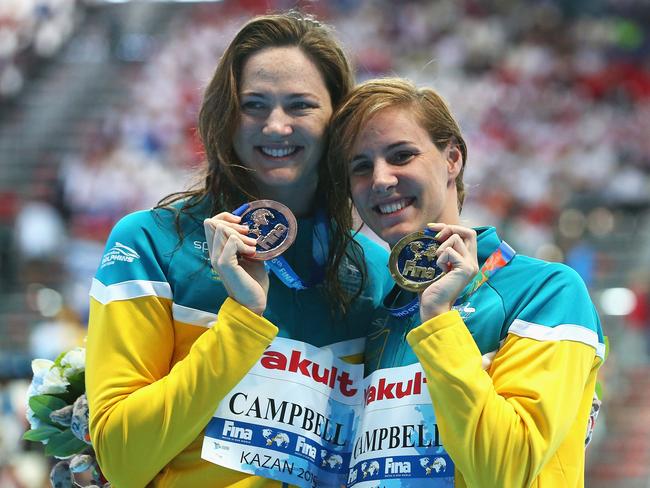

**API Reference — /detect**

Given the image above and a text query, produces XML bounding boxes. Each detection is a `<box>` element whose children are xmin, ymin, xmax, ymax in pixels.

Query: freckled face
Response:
<box><xmin>233</xmin><ymin>46</ymin><xmax>333</xmax><ymax>193</ymax></box>
<box><xmin>349</xmin><ymin>107</ymin><xmax>461</xmax><ymax>247</ymax></box>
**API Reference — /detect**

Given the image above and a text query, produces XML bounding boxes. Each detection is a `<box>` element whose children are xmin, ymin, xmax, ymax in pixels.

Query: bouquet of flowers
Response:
<box><xmin>23</xmin><ymin>347</ymin><xmax>108</xmax><ymax>487</ymax></box>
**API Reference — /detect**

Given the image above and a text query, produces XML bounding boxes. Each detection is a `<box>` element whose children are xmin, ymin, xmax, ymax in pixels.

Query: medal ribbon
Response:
<box><xmin>233</xmin><ymin>203</ymin><xmax>328</xmax><ymax>290</ymax></box>
<box><xmin>384</xmin><ymin>233</ymin><xmax>515</xmax><ymax>318</ymax></box>
<box><xmin>453</xmin><ymin>240</ymin><xmax>515</xmax><ymax>306</ymax></box>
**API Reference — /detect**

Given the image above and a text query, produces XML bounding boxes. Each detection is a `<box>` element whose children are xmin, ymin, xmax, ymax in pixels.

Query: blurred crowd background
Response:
<box><xmin>1</xmin><ymin>0</ymin><xmax>649</xmax><ymax>486</ymax></box>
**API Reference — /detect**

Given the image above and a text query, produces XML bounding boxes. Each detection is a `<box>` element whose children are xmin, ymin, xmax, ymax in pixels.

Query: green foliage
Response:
<box><xmin>23</xmin><ymin>425</ymin><xmax>63</xmax><ymax>441</ymax></box>
<box><xmin>44</xmin><ymin>429</ymin><xmax>89</xmax><ymax>458</ymax></box>
<box><xmin>66</xmin><ymin>371</ymin><xmax>85</xmax><ymax>398</ymax></box>
<box><xmin>29</xmin><ymin>395</ymin><xmax>68</xmax><ymax>426</ymax></box>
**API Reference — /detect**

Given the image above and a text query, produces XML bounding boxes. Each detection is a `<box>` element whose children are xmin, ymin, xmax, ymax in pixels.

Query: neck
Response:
<box><xmin>439</xmin><ymin>189</ymin><xmax>461</xmax><ymax>226</ymax></box>
<box><xmin>258</xmin><ymin>180</ymin><xmax>317</xmax><ymax>217</ymax></box>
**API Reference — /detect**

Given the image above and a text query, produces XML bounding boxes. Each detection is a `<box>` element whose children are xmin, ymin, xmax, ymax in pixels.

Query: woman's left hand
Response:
<box><xmin>419</xmin><ymin>223</ymin><xmax>479</xmax><ymax>322</ymax></box>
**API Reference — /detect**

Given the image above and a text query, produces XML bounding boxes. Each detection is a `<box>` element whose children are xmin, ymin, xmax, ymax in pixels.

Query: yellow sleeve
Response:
<box><xmin>407</xmin><ymin>310</ymin><xmax>597</xmax><ymax>488</ymax></box>
<box><xmin>86</xmin><ymin>296</ymin><xmax>278</xmax><ymax>488</ymax></box>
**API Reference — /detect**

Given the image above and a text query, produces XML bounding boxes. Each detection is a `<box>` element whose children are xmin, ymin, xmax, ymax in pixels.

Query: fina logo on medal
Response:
<box><xmin>240</xmin><ymin>200</ymin><xmax>297</xmax><ymax>261</ymax></box>
<box><xmin>389</xmin><ymin>231</ymin><xmax>444</xmax><ymax>292</ymax></box>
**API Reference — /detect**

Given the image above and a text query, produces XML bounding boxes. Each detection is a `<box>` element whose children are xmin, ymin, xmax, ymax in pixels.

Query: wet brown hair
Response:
<box><xmin>324</xmin><ymin>77</ymin><xmax>468</xmax><ymax>245</ymax></box>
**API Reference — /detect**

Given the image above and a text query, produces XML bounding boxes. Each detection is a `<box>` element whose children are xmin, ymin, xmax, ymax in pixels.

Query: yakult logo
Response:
<box><xmin>260</xmin><ymin>349</ymin><xmax>358</xmax><ymax>397</ymax></box>
<box><xmin>363</xmin><ymin>371</ymin><xmax>427</xmax><ymax>405</ymax></box>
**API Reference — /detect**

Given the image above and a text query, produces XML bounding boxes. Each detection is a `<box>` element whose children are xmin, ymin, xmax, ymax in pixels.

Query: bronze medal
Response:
<box><xmin>389</xmin><ymin>231</ymin><xmax>444</xmax><ymax>292</ymax></box>
<box><xmin>239</xmin><ymin>200</ymin><xmax>297</xmax><ymax>260</ymax></box>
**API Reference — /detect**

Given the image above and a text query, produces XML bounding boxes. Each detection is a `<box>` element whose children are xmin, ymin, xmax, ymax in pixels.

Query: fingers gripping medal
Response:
<box><xmin>389</xmin><ymin>230</ymin><xmax>445</xmax><ymax>292</ymax></box>
<box><xmin>233</xmin><ymin>200</ymin><xmax>297</xmax><ymax>260</ymax></box>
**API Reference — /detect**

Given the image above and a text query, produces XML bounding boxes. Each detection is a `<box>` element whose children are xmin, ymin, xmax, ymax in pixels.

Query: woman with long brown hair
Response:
<box><xmin>85</xmin><ymin>12</ymin><xmax>391</xmax><ymax>487</ymax></box>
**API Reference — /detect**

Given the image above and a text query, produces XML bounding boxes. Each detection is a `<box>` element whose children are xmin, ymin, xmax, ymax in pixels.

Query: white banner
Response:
<box><xmin>350</xmin><ymin>363</ymin><xmax>454</xmax><ymax>487</ymax></box>
<box><xmin>202</xmin><ymin>338</ymin><xmax>454</xmax><ymax>487</ymax></box>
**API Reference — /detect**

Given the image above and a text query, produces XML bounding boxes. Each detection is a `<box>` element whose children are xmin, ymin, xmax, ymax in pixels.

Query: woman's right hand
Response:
<box><xmin>204</xmin><ymin>213</ymin><xmax>269</xmax><ymax>315</ymax></box>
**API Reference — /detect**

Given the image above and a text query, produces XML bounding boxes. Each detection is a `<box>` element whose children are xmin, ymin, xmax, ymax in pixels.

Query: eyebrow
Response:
<box><xmin>351</xmin><ymin>140</ymin><xmax>414</xmax><ymax>163</ymax></box>
<box><xmin>240</xmin><ymin>91</ymin><xmax>318</xmax><ymax>99</ymax></box>
<box><xmin>288</xmin><ymin>93</ymin><xmax>318</xmax><ymax>99</ymax></box>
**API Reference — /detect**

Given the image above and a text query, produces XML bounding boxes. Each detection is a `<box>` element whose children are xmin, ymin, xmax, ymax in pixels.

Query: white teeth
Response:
<box><xmin>260</xmin><ymin>146</ymin><xmax>297</xmax><ymax>157</ymax></box>
<box><xmin>378</xmin><ymin>199</ymin><xmax>409</xmax><ymax>214</ymax></box>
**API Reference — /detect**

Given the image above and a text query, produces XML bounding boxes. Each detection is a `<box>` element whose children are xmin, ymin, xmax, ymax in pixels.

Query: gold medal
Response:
<box><xmin>389</xmin><ymin>231</ymin><xmax>444</xmax><ymax>292</ymax></box>
<box><xmin>239</xmin><ymin>200</ymin><xmax>297</xmax><ymax>260</ymax></box>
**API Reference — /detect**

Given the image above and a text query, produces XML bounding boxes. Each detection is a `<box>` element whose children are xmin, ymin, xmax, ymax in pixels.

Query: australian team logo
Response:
<box><xmin>239</xmin><ymin>200</ymin><xmax>297</xmax><ymax>260</ymax></box>
<box><xmin>100</xmin><ymin>242</ymin><xmax>140</xmax><ymax>269</ymax></box>
<box><xmin>389</xmin><ymin>231</ymin><xmax>444</xmax><ymax>291</ymax></box>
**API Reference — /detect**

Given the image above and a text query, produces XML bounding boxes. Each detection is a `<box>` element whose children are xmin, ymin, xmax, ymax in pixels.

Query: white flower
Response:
<box><xmin>26</xmin><ymin>361</ymin><xmax>70</xmax><ymax>440</ymax></box>
<box><xmin>26</xmin><ymin>358</ymin><xmax>72</xmax><ymax>428</ymax></box>
<box><xmin>40</xmin><ymin>365</ymin><xmax>70</xmax><ymax>395</ymax></box>
<box><xmin>31</xmin><ymin>358</ymin><xmax>55</xmax><ymax>385</ymax></box>
<box><xmin>59</xmin><ymin>348</ymin><xmax>86</xmax><ymax>378</ymax></box>
<box><xmin>26</xmin><ymin>359</ymin><xmax>54</xmax><ymax>433</ymax></box>
<box><xmin>27</xmin><ymin>358</ymin><xmax>69</xmax><ymax>400</ymax></box>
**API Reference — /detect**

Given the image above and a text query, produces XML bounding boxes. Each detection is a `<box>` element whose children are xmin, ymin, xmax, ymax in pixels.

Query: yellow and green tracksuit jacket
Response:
<box><xmin>365</xmin><ymin>226</ymin><xmax>605</xmax><ymax>488</ymax></box>
<box><xmin>85</xmin><ymin>206</ymin><xmax>392</xmax><ymax>487</ymax></box>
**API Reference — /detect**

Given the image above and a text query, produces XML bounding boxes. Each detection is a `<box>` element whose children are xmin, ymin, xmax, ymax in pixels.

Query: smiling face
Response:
<box><xmin>349</xmin><ymin>106</ymin><xmax>462</xmax><ymax>247</ymax></box>
<box><xmin>233</xmin><ymin>46</ymin><xmax>333</xmax><ymax>196</ymax></box>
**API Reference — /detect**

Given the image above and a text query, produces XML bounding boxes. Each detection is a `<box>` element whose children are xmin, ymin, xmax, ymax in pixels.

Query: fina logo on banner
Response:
<box><xmin>201</xmin><ymin>338</ymin><xmax>455</xmax><ymax>487</ymax></box>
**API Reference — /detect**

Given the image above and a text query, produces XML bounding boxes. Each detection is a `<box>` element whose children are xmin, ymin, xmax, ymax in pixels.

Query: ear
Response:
<box><xmin>446</xmin><ymin>144</ymin><xmax>462</xmax><ymax>180</ymax></box>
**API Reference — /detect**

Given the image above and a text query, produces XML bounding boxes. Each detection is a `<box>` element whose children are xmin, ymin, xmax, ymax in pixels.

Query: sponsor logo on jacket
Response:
<box><xmin>100</xmin><ymin>242</ymin><xmax>140</xmax><ymax>268</ymax></box>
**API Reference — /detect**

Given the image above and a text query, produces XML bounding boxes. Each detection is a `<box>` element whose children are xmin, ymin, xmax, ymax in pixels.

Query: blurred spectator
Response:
<box><xmin>627</xmin><ymin>273</ymin><xmax>650</xmax><ymax>361</ymax></box>
<box><xmin>566</xmin><ymin>239</ymin><xmax>598</xmax><ymax>289</ymax></box>
<box><xmin>29</xmin><ymin>306</ymin><xmax>84</xmax><ymax>361</ymax></box>
<box><xmin>0</xmin><ymin>0</ymin><xmax>79</xmax><ymax>99</ymax></box>
<box><xmin>12</xmin><ymin>183</ymin><xmax>66</xmax><ymax>286</ymax></box>
<box><xmin>0</xmin><ymin>191</ymin><xmax>19</xmax><ymax>291</ymax></box>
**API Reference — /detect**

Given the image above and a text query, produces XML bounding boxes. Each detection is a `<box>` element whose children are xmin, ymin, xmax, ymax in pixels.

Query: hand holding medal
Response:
<box><xmin>389</xmin><ymin>223</ymin><xmax>479</xmax><ymax>321</ymax></box>
<box><xmin>233</xmin><ymin>200</ymin><xmax>298</xmax><ymax>260</ymax></box>
<box><xmin>204</xmin><ymin>200</ymin><xmax>297</xmax><ymax>315</ymax></box>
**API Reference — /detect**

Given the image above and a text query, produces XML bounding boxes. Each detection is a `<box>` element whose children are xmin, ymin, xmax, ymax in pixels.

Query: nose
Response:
<box><xmin>371</xmin><ymin>160</ymin><xmax>398</xmax><ymax>194</ymax></box>
<box><xmin>262</xmin><ymin>107</ymin><xmax>293</xmax><ymax>137</ymax></box>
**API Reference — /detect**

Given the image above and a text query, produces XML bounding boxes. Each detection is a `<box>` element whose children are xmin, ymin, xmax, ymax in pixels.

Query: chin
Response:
<box><xmin>257</xmin><ymin>169</ymin><xmax>301</xmax><ymax>188</ymax></box>
<box><xmin>380</xmin><ymin>224</ymin><xmax>419</xmax><ymax>247</ymax></box>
